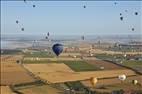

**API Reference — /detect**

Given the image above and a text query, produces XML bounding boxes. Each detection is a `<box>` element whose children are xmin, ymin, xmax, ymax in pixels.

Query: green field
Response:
<box><xmin>23</xmin><ymin>60</ymin><xmax>51</xmax><ymax>64</ymax></box>
<box><xmin>58</xmin><ymin>61</ymin><xmax>100</xmax><ymax>72</ymax></box>
<box><xmin>24</xmin><ymin>51</ymin><xmax>54</xmax><ymax>58</ymax></box>
<box><xmin>15</xmin><ymin>84</ymin><xmax>63</xmax><ymax>94</ymax></box>
<box><xmin>1</xmin><ymin>49</ymin><xmax>22</xmax><ymax>55</ymax></box>
<box><xmin>122</xmin><ymin>60</ymin><xmax>142</xmax><ymax>69</ymax></box>
<box><xmin>95</xmin><ymin>54</ymin><xmax>125</xmax><ymax>61</ymax></box>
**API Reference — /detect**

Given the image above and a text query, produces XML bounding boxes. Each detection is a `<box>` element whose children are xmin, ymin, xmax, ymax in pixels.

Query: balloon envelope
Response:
<box><xmin>118</xmin><ymin>75</ymin><xmax>126</xmax><ymax>81</ymax></box>
<box><xmin>21</xmin><ymin>28</ymin><xmax>24</xmax><ymax>31</ymax></box>
<box><xmin>52</xmin><ymin>43</ymin><xmax>63</xmax><ymax>56</ymax></box>
<box><xmin>16</xmin><ymin>20</ymin><xmax>19</xmax><ymax>24</ymax></box>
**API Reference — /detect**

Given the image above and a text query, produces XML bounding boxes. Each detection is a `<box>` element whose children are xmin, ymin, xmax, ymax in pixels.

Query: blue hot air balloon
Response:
<box><xmin>52</xmin><ymin>43</ymin><xmax>63</xmax><ymax>56</ymax></box>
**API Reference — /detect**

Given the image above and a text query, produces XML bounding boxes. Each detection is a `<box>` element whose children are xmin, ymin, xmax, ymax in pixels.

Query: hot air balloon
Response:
<box><xmin>47</xmin><ymin>32</ymin><xmax>50</xmax><ymax>36</ymax></box>
<box><xmin>135</xmin><ymin>12</ymin><xmax>138</xmax><ymax>15</ymax></box>
<box><xmin>21</xmin><ymin>28</ymin><xmax>24</xmax><ymax>31</ymax></box>
<box><xmin>114</xmin><ymin>2</ymin><xmax>118</xmax><ymax>5</ymax></box>
<box><xmin>91</xmin><ymin>77</ymin><xmax>98</xmax><ymax>87</ymax></box>
<box><xmin>52</xmin><ymin>43</ymin><xmax>63</xmax><ymax>56</ymax></box>
<box><xmin>132</xmin><ymin>28</ymin><xmax>135</xmax><ymax>31</ymax></box>
<box><xmin>118</xmin><ymin>74</ymin><xmax>126</xmax><ymax>81</ymax></box>
<box><xmin>83</xmin><ymin>5</ymin><xmax>86</xmax><ymax>8</ymax></box>
<box><xmin>120</xmin><ymin>13</ymin><xmax>122</xmax><ymax>16</ymax></box>
<box><xmin>33</xmin><ymin>5</ymin><xmax>35</xmax><ymax>7</ymax></box>
<box><xmin>124</xmin><ymin>54</ymin><xmax>127</xmax><ymax>57</ymax></box>
<box><xmin>132</xmin><ymin>80</ymin><xmax>138</xmax><ymax>85</ymax></box>
<box><xmin>16</xmin><ymin>20</ymin><xmax>19</xmax><ymax>24</ymax></box>
<box><xmin>120</xmin><ymin>16</ymin><xmax>123</xmax><ymax>21</ymax></box>
<box><xmin>45</xmin><ymin>36</ymin><xmax>48</xmax><ymax>39</ymax></box>
<box><xmin>125</xmin><ymin>10</ymin><xmax>128</xmax><ymax>12</ymax></box>
<box><xmin>81</xmin><ymin>36</ymin><xmax>85</xmax><ymax>40</ymax></box>
<box><xmin>24</xmin><ymin>0</ymin><xmax>26</xmax><ymax>3</ymax></box>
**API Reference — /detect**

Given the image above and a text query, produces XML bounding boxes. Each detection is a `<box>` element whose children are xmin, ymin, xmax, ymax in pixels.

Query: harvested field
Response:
<box><xmin>86</xmin><ymin>60</ymin><xmax>125</xmax><ymax>70</ymax></box>
<box><xmin>23</xmin><ymin>63</ymin><xmax>74</xmax><ymax>73</ymax></box>
<box><xmin>0</xmin><ymin>86</ymin><xmax>14</xmax><ymax>94</ymax></box>
<box><xmin>24</xmin><ymin>64</ymin><xmax>136</xmax><ymax>83</ymax></box>
<box><xmin>1</xmin><ymin>63</ymin><xmax>35</xmax><ymax>85</ymax></box>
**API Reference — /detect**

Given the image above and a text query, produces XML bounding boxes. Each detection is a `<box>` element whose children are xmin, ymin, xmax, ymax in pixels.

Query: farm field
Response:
<box><xmin>1</xmin><ymin>55</ymin><xmax>23</xmax><ymax>63</ymax></box>
<box><xmin>1</xmin><ymin>63</ymin><xmax>35</xmax><ymax>85</ymax></box>
<box><xmin>24</xmin><ymin>51</ymin><xmax>54</xmax><ymax>58</ymax></box>
<box><xmin>0</xmin><ymin>86</ymin><xmax>14</xmax><ymax>94</ymax></box>
<box><xmin>86</xmin><ymin>60</ymin><xmax>125</xmax><ymax>70</ymax></box>
<box><xmin>24</xmin><ymin>57</ymin><xmax>82</xmax><ymax>62</ymax></box>
<box><xmin>15</xmin><ymin>84</ymin><xmax>63</xmax><ymax>94</ymax></box>
<box><xmin>82</xmin><ymin>75</ymin><xmax>142</xmax><ymax>87</ymax></box>
<box><xmin>23</xmin><ymin>60</ymin><xmax>99</xmax><ymax>71</ymax></box>
<box><xmin>24</xmin><ymin>63</ymin><xmax>136</xmax><ymax>83</ymax></box>
<box><xmin>122</xmin><ymin>60</ymin><xmax>142</xmax><ymax>68</ymax></box>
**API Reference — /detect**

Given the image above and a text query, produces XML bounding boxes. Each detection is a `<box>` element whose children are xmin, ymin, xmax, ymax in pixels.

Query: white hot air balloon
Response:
<box><xmin>90</xmin><ymin>53</ymin><xmax>93</xmax><ymax>57</ymax></box>
<box><xmin>73</xmin><ymin>55</ymin><xmax>77</xmax><ymax>58</ymax></box>
<box><xmin>118</xmin><ymin>74</ymin><xmax>126</xmax><ymax>81</ymax></box>
<box><xmin>124</xmin><ymin>54</ymin><xmax>127</xmax><ymax>57</ymax></box>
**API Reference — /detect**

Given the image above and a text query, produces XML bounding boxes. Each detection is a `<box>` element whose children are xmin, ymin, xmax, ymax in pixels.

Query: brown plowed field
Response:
<box><xmin>86</xmin><ymin>60</ymin><xmax>125</xmax><ymax>70</ymax></box>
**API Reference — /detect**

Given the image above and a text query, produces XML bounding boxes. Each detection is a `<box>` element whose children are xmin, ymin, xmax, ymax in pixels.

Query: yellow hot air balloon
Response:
<box><xmin>91</xmin><ymin>77</ymin><xmax>98</xmax><ymax>87</ymax></box>
<box><xmin>132</xmin><ymin>80</ymin><xmax>138</xmax><ymax>85</ymax></box>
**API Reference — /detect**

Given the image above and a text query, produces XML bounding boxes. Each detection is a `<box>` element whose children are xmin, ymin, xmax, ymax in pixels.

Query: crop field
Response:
<box><xmin>122</xmin><ymin>60</ymin><xmax>142</xmax><ymax>68</ymax></box>
<box><xmin>1</xmin><ymin>49</ymin><xmax>22</xmax><ymax>55</ymax></box>
<box><xmin>23</xmin><ymin>57</ymin><xmax>82</xmax><ymax>63</ymax></box>
<box><xmin>15</xmin><ymin>84</ymin><xmax>63</xmax><ymax>94</ymax></box>
<box><xmin>1</xmin><ymin>63</ymin><xmax>35</xmax><ymax>85</ymax></box>
<box><xmin>121</xmin><ymin>60</ymin><xmax>142</xmax><ymax>73</ymax></box>
<box><xmin>0</xmin><ymin>86</ymin><xmax>14</xmax><ymax>94</ymax></box>
<box><xmin>23</xmin><ymin>63</ymin><xmax>74</xmax><ymax>73</ymax></box>
<box><xmin>23</xmin><ymin>60</ymin><xmax>99</xmax><ymax>71</ymax></box>
<box><xmin>1</xmin><ymin>55</ymin><xmax>23</xmax><ymax>63</ymax></box>
<box><xmin>24</xmin><ymin>51</ymin><xmax>54</xmax><ymax>58</ymax></box>
<box><xmin>24</xmin><ymin>63</ymin><xmax>136</xmax><ymax>84</ymax></box>
<box><xmin>86</xmin><ymin>60</ymin><xmax>125</xmax><ymax>70</ymax></box>
<box><xmin>59</xmin><ymin>61</ymin><xmax>100</xmax><ymax>72</ymax></box>
<box><xmin>82</xmin><ymin>75</ymin><xmax>142</xmax><ymax>87</ymax></box>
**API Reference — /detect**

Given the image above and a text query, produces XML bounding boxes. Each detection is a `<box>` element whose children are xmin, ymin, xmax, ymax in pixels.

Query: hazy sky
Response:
<box><xmin>1</xmin><ymin>1</ymin><xmax>142</xmax><ymax>36</ymax></box>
